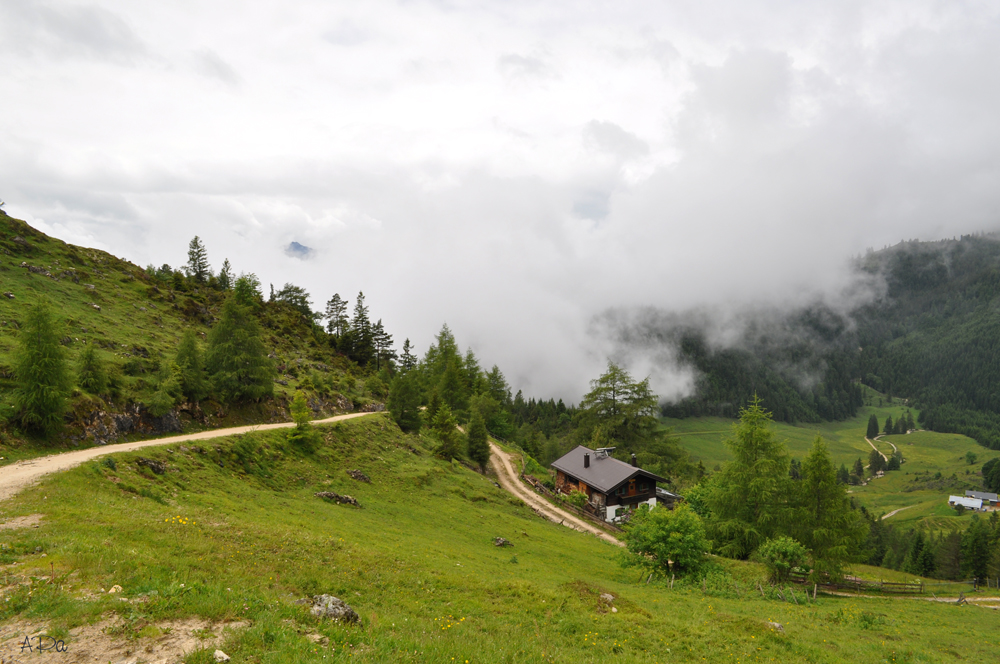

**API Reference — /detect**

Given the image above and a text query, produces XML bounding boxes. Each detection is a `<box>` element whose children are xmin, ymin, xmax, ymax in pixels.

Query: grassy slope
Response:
<box><xmin>663</xmin><ymin>392</ymin><xmax>1000</xmax><ymax>534</ymax></box>
<box><xmin>0</xmin><ymin>213</ymin><xmax>366</xmax><ymax>460</ymax></box>
<box><xmin>2</xmin><ymin>415</ymin><xmax>999</xmax><ymax>663</ymax></box>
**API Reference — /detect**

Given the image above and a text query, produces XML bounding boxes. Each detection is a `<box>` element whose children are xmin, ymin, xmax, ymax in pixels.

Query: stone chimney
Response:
<box><xmin>584</xmin><ymin>453</ymin><xmax>590</xmax><ymax>468</ymax></box>
<box><xmin>631</xmin><ymin>453</ymin><xmax>637</xmax><ymax>467</ymax></box>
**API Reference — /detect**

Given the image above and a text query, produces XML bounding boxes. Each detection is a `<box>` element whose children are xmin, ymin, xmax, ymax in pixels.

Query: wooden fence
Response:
<box><xmin>789</xmin><ymin>572</ymin><xmax>979</xmax><ymax>595</ymax></box>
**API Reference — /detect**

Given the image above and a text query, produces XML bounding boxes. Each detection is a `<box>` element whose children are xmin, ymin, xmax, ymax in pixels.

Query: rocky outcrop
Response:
<box><xmin>309</xmin><ymin>595</ymin><xmax>360</xmax><ymax>624</ymax></box>
<box><xmin>74</xmin><ymin>404</ymin><xmax>183</xmax><ymax>446</ymax></box>
<box><xmin>347</xmin><ymin>469</ymin><xmax>371</xmax><ymax>483</ymax></box>
<box><xmin>315</xmin><ymin>492</ymin><xmax>359</xmax><ymax>506</ymax></box>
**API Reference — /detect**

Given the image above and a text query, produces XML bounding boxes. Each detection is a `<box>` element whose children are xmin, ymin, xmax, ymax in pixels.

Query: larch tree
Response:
<box><xmin>175</xmin><ymin>330</ymin><xmax>208</xmax><ymax>402</ymax></box>
<box><xmin>466</xmin><ymin>410</ymin><xmax>490</xmax><ymax>471</ymax></box>
<box><xmin>706</xmin><ymin>396</ymin><xmax>791</xmax><ymax>559</ymax></box>
<box><xmin>432</xmin><ymin>403</ymin><xmax>462</xmax><ymax>460</ymax></box>
<box><xmin>13</xmin><ymin>299</ymin><xmax>71</xmax><ymax>435</ymax></box>
<box><xmin>205</xmin><ymin>289</ymin><xmax>275</xmax><ymax>403</ymax></box>
<box><xmin>796</xmin><ymin>436</ymin><xmax>866</xmax><ymax>580</ymax></box>
<box><xmin>388</xmin><ymin>372</ymin><xmax>422</xmax><ymax>433</ymax></box>
<box><xmin>579</xmin><ymin>361</ymin><xmax>660</xmax><ymax>450</ymax></box>
<box><xmin>77</xmin><ymin>345</ymin><xmax>108</xmax><ymax>395</ymax></box>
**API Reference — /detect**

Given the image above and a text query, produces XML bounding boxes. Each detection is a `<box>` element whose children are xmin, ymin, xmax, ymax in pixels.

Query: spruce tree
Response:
<box><xmin>350</xmin><ymin>291</ymin><xmax>373</xmax><ymax>365</ymax></box>
<box><xmin>869</xmin><ymin>447</ymin><xmax>886</xmax><ymax>474</ymax></box>
<box><xmin>853</xmin><ymin>457</ymin><xmax>865</xmax><ymax>478</ymax></box>
<box><xmin>466</xmin><ymin>410</ymin><xmax>490</xmax><ymax>471</ymax></box>
<box><xmin>186</xmin><ymin>236</ymin><xmax>210</xmax><ymax>283</ymax></box>
<box><xmin>836</xmin><ymin>463</ymin><xmax>850</xmax><ymax>484</ymax></box>
<box><xmin>962</xmin><ymin>514</ymin><xmax>991</xmax><ymax>580</ymax></box>
<box><xmin>13</xmin><ymin>299</ymin><xmax>71</xmax><ymax>434</ymax></box>
<box><xmin>400</xmin><ymin>338</ymin><xmax>417</xmax><ymax>373</ymax></box>
<box><xmin>883</xmin><ymin>415</ymin><xmax>894</xmax><ymax>436</ymax></box>
<box><xmin>175</xmin><ymin>330</ymin><xmax>208</xmax><ymax>402</ymax></box>
<box><xmin>217</xmin><ymin>258</ymin><xmax>233</xmax><ymax>290</ymax></box>
<box><xmin>372</xmin><ymin>319</ymin><xmax>395</xmax><ymax>370</ymax></box>
<box><xmin>388</xmin><ymin>372</ymin><xmax>422</xmax><ymax>433</ymax></box>
<box><xmin>77</xmin><ymin>345</ymin><xmax>108</xmax><ymax>395</ymax></box>
<box><xmin>866</xmin><ymin>414</ymin><xmax>879</xmax><ymax>439</ymax></box>
<box><xmin>706</xmin><ymin>396</ymin><xmax>791</xmax><ymax>559</ymax></box>
<box><xmin>206</xmin><ymin>295</ymin><xmax>274</xmax><ymax>402</ymax></box>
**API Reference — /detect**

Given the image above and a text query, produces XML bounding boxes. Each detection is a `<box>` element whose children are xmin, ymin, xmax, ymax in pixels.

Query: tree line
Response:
<box><xmin>623</xmin><ymin>397</ymin><xmax>867</xmax><ymax>580</ymax></box>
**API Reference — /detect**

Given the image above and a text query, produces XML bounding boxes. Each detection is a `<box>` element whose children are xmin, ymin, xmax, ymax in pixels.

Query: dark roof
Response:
<box><xmin>550</xmin><ymin>445</ymin><xmax>668</xmax><ymax>494</ymax></box>
<box><xmin>966</xmin><ymin>490</ymin><xmax>999</xmax><ymax>501</ymax></box>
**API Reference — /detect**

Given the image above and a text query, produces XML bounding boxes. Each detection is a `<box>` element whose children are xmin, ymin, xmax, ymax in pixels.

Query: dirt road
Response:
<box><xmin>865</xmin><ymin>437</ymin><xmax>889</xmax><ymax>463</ymax></box>
<box><xmin>881</xmin><ymin>505</ymin><xmax>914</xmax><ymax>520</ymax></box>
<box><xmin>0</xmin><ymin>412</ymin><xmax>374</xmax><ymax>503</ymax></box>
<box><xmin>488</xmin><ymin>441</ymin><xmax>622</xmax><ymax>547</ymax></box>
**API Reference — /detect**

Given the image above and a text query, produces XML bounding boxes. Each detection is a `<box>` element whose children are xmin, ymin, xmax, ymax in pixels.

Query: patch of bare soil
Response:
<box><xmin>0</xmin><ymin>616</ymin><xmax>248</xmax><ymax>664</ymax></box>
<box><xmin>0</xmin><ymin>514</ymin><xmax>43</xmax><ymax>531</ymax></box>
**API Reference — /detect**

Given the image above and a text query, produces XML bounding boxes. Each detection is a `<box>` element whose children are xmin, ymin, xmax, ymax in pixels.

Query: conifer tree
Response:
<box><xmin>350</xmin><ymin>291</ymin><xmax>374</xmax><ymax>365</ymax></box>
<box><xmin>466</xmin><ymin>410</ymin><xmax>490</xmax><ymax>471</ymax></box>
<box><xmin>372</xmin><ymin>319</ymin><xmax>396</xmax><ymax>371</ymax></box>
<box><xmin>217</xmin><ymin>258</ymin><xmax>233</xmax><ymax>290</ymax></box>
<box><xmin>432</xmin><ymin>403</ymin><xmax>462</xmax><ymax>460</ymax></box>
<box><xmin>866</xmin><ymin>414</ymin><xmax>879</xmax><ymax>439</ymax></box>
<box><xmin>883</xmin><ymin>415</ymin><xmax>894</xmax><ymax>436</ymax></box>
<box><xmin>869</xmin><ymin>447</ymin><xmax>886</xmax><ymax>474</ymax></box>
<box><xmin>438</xmin><ymin>358</ymin><xmax>469</xmax><ymax>415</ymax></box>
<box><xmin>13</xmin><ymin>299</ymin><xmax>71</xmax><ymax>434</ymax></box>
<box><xmin>77</xmin><ymin>345</ymin><xmax>108</xmax><ymax>395</ymax></box>
<box><xmin>388</xmin><ymin>372</ymin><xmax>422</xmax><ymax>433</ymax></box>
<box><xmin>186</xmin><ymin>236</ymin><xmax>210</xmax><ymax>283</ymax></box>
<box><xmin>707</xmin><ymin>396</ymin><xmax>791</xmax><ymax>559</ymax></box>
<box><xmin>287</xmin><ymin>390</ymin><xmax>319</xmax><ymax>451</ymax></box>
<box><xmin>149</xmin><ymin>363</ymin><xmax>183</xmax><ymax>417</ymax></box>
<box><xmin>206</xmin><ymin>293</ymin><xmax>274</xmax><ymax>402</ymax></box>
<box><xmin>324</xmin><ymin>293</ymin><xmax>349</xmax><ymax>337</ymax></box>
<box><xmin>175</xmin><ymin>330</ymin><xmax>208</xmax><ymax>402</ymax></box>
<box><xmin>852</xmin><ymin>457</ymin><xmax>865</xmax><ymax>478</ymax></box>
<box><xmin>962</xmin><ymin>514</ymin><xmax>991</xmax><ymax>580</ymax></box>
<box><xmin>233</xmin><ymin>273</ymin><xmax>263</xmax><ymax>306</ymax></box>
<box><xmin>796</xmin><ymin>436</ymin><xmax>866</xmax><ymax>580</ymax></box>
<box><xmin>400</xmin><ymin>338</ymin><xmax>417</xmax><ymax>372</ymax></box>
<box><xmin>836</xmin><ymin>463</ymin><xmax>850</xmax><ymax>484</ymax></box>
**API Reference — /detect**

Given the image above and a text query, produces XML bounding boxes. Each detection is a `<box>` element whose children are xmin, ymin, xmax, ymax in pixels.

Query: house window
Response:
<box><xmin>616</xmin><ymin>487</ymin><xmax>625</xmax><ymax>496</ymax></box>
<box><xmin>639</xmin><ymin>482</ymin><xmax>648</xmax><ymax>492</ymax></box>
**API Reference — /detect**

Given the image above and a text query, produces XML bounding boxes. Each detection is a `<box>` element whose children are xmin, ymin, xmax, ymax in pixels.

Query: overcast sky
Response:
<box><xmin>3</xmin><ymin>0</ymin><xmax>1000</xmax><ymax>402</ymax></box>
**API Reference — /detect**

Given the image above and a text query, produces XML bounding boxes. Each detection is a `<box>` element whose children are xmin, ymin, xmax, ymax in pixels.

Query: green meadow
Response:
<box><xmin>663</xmin><ymin>393</ymin><xmax>1000</xmax><ymax>533</ymax></box>
<box><xmin>2</xmin><ymin>414</ymin><xmax>1000</xmax><ymax>662</ymax></box>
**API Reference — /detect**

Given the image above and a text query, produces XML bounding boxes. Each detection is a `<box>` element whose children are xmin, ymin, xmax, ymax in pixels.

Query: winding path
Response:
<box><xmin>881</xmin><ymin>505</ymin><xmax>914</xmax><ymax>520</ymax></box>
<box><xmin>865</xmin><ymin>437</ymin><xmax>889</xmax><ymax>463</ymax></box>
<box><xmin>488</xmin><ymin>441</ymin><xmax>622</xmax><ymax>546</ymax></box>
<box><xmin>0</xmin><ymin>412</ymin><xmax>374</xmax><ymax>503</ymax></box>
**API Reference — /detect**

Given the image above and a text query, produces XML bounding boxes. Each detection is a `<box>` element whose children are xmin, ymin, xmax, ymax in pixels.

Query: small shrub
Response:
<box><xmin>102</xmin><ymin>456</ymin><xmax>117</xmax><ymax>472</ymax></box>
<box><xmin>621</xmin><ymin>504</ymin><xmax>709</xmax><ymax>577</ymax></box>
<box><xmin>754</xmin><ymin>536</ymin><xmax>808</xmax><ymax>583</ymax></box>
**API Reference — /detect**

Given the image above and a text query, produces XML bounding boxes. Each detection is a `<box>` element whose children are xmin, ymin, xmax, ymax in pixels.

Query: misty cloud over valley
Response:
<box><xmin>3</xmin><ymin>1</ymin><xmax>1000</xmax><ymax>402</ymax></box>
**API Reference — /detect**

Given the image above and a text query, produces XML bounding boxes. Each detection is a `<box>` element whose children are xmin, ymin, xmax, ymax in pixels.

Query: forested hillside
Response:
<box><xmin>659</xmin><ymin>233</ymin><xmax>1000</xmax><ymax>450</ymax></box>
<box><xmin>0</xmin><ymin>212</ymin><xmax>399</xmax><ymax>447</ymax></box>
